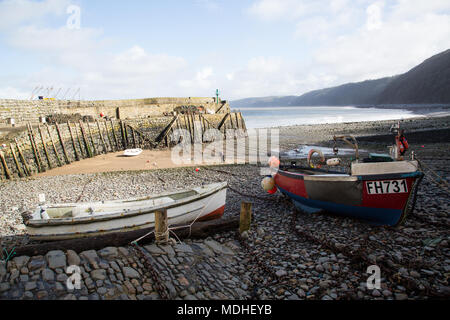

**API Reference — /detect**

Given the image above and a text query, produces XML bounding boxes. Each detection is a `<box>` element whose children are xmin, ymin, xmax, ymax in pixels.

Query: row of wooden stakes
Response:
<box><xmin>0</xmin><ymin>119</ymin><xmax>146</xmax><ymax>180</ymax></box>
<box><xmin>155</xmin><ymin>112</ymin><xmax>247</xmax><ymax>147</ymax></box>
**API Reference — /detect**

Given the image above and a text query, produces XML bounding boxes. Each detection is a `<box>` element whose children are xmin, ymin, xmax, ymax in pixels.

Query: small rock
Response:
<box><xmin>80</xmin><ymin>250</ymin><xmax>100</xmax><ymax>268</ymax></box>
<box><xmin>28</xmin><ymin>257</ymin><xmax>46</xmax><ymax>271</ymax></box>
<box><xmin>42</xmin><ymin>268</ymin><xmax>55</xmax><ymax>282</ymax></box>
<box><xmin>122</xmin><ymin>267</ymin><xmax>140</xmax><ymax>279</ymax></box>
<box><xmin>91</xmin><ymin>269</ymin><xmax>107</xmax><ymax>281</ymax></box>
<box><xmin>66</xmin><ymin>250</ymin><xmax>81</xmax><ymax>266</ymax></box>
<box><xmin>25</xmin><ymin>282</ymin><xmax>37</xmax><ymax>291</ymax></box>
<box><xmin>98</xmin><ymin>247</ymin><xmax>119</xmax><ymax>260</ymax></box>
<box><xmin>276</xmin><ymin>269</ymin><xmax>287</xmax><ymax>277</ymax></box>
<box><xmin>36</xmin><ymin>291</ymin><xmax>48</xmax><ymax>299</ymax></box>
<box><xmin>13</xmin><ymin>256</ymin><xmax>30</xmax><ymax>269</ymax></box>
<box><xmin>144</xmin><ymin>245</ymin><xmax>165</xmax><ymax>255</ymax></box>
<box><xmin>46</xmin><ymin>250</ymin><xmax>67</xmax><ymax>269</ymax></box>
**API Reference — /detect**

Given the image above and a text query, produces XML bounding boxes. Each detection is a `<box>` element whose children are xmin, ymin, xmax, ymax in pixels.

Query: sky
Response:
<box><xmin>0</xmin><ymin>0</ymin><xmax>449</xmax><ymax>101</ymax></box>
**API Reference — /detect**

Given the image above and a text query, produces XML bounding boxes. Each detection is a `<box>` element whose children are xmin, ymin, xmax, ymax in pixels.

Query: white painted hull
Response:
<box><xmin>123</xmin><ymin>148</ymin><xmax>143</xmax><ymax>157</ymax></box>
<box><xmin>25</xmin><ymin>182</ymin><xmax>227</xmax><ymax>241</ymax></box>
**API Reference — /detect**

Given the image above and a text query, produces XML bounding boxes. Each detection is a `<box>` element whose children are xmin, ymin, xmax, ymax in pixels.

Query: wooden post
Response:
<box><xmin>130</xmin><ymin>126</ymin><xmax>137</xmax><ymax>148</ymax></box>
<box><xmin>79</xmin><ymin>121</ymin><xmax>93</xmax><ymax>158</ymax></box>
<box><xmin>38</xmin><ymin>125</ymin><xmax>52</xmax><ymax>169</ymax></box>
<box><xmin>15</xmin><ymin>138</ymin><xmax>31</xmax><ymax>176</ymax></box>
<box><xmin>239</xmin><ymin>202</ymin><xmax>252</xmax><ymax>234</ymax></box>
<box><xmin>67</xmin><ymin>122</ymin><xmax>80</xmax><ymax>161</ymax></box>
<box><xmin>96</xmin><ymin>120</ymin><xmax>108</xmax><ymax>154</ymax></box>
<box><xmin>239</xmin><ymin>112</ymin><xmax>247</xmax><ymax>132</ymax></box>
<box><xmin>27</xmin><ymin>123</ymin><xmax>44</xmax><ymax>173</ymax></box>
<box><xmin>10</xmin><ymin>143</ymin><xmax>24</xmax><ymax>178</ymax></box>
<box><xmin>87</xmin><ymin>122</ymin><xmax>98</xmax><ymax>156</ymax></box>
<box><xmin>55</xmin><ymin>122</ymin><xmax>71</xmax><ymax>165</ymax></box>
<box><xmin>104</xmin><ymin>120</ymin><xmax>114</xmax><ymax>152</ymax></box>
<box><xmin>0</xmin><ymin>150</ymin><xmax>12</xmax><ymax>180</ymax></box>
<box><xmin>124</xmin><ymin>122</ymin><xmax>129</xmax><ymax>148</ymax></box>
<box><xmin>110</xmin><ymin>120</ymin><xmax>119</xmax><ymax>151</ymax></box>
<box><xmin>235</xmin><ymin>112</ymin><xmax>240</xmax><ymax>130</ymax></box>
<box><xmin>187</xmin><ymin>115</ymin><xmax>194</xmax><ymax>144</ymax></box>
<box><xmin>154</xmin><ymin>210</ymin><xmax>169</xmax><ymax>244</ymax></box>
<box><xmin>120</xmin><ymin>120</ymin><xmax>127</xmax><ymax>149</ymax></box>
<box><xmin>46</xmin><ymin>124</ymin><xmax>62</xmax><ymax>167</ymax></box>
<box><xmin>217</xmin><ymin>113</ymin><xmax>231</xmax><ymax>132</ymax></box>
<box><xmin>74</xmin><ymin>123</ymin><xmax>85</xmax><ymax>158</ymax></box>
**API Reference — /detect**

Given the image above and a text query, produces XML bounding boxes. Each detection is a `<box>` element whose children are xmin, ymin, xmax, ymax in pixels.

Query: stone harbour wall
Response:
<box><xmin>0</xmin><ymin>97</ymin><xmax>231</xmax><ymax>124</ymax></box>
<box><xmin>0</xmin><ymin>113</ymin><xmax>247</xmax><ymax>180</ymax></box>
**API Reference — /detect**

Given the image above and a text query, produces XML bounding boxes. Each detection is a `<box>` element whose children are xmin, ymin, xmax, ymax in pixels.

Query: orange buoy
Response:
<box><xmin>268</xmin><ymin>156</ymin><xmax>280</xmax><ymax>168</ymax></box>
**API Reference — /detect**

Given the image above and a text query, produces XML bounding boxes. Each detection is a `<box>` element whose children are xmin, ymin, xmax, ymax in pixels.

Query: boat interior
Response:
<box><xmin>33</xmin><ymin>189</ymin><xmax>199</xmax><ymax>220</ymax></box>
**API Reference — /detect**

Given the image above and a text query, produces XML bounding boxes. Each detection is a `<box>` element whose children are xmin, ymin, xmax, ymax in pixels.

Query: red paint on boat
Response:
<box><xmin>198</xmin><ymin>205</ymin><xmax>225</xmax><ymax>222</ymax></box>
<box><xmin>274</xmin><ymin>173</ymin><xmax>308</xmax><ymax>198</ymax></box>
<box><xmin>361</xmin><ymin>177</ymin><xmax>415</xmax><ymax>210</ymax></box>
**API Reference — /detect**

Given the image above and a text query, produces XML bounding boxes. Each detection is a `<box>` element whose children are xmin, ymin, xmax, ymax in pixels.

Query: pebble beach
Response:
<box><xmin>0</xmin><ymin>115</ymin><xmax>449</xmax><ymax>301</ymax></box>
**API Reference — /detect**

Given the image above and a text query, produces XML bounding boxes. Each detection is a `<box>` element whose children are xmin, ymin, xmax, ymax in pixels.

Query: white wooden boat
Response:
<box><xmin>22</xmin><ymin>182</ymin><xmax>227</xmax><ymax>241</ymax></box>
<box><xmin>123</xmin><ymin>148</ymin><xmax>143</xmax><ymax>157</ymax></box>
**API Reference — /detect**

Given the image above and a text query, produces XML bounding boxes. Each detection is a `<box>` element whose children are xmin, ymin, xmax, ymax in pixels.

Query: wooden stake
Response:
<box><xmin>239</xmin><ymin>202</ymin><xmax>252</xmax><ymax>234</ymax></box>
<box><xmin>87</xmin><ymin>122</ymin><xmax>98</xmax><ymax>156</ymax></box>
<box><xmin>29</xmin><ymin>123</ymin><xmax>45</xmax><ymax>171</ymax></box>
<box><xmin>79</xmin><ymin>121</ymin><xmax>93</xmax><ymax>158</ymax></box>
<box><xmin>55</xmin><ymin>122</ymin><xmax>71</xmax><ymax>165</ymax></box>
<box><xmin>27</xmin><ymin>123</ymin><xmax>44</xmax><ymax>172</ymax></box>
<box><xmin>110</xmin><ymin>120</ymin><xmax>119</xmax><ymax>151</ymax></box>
<box><xmin>186</xmin><ymin>115</ymin><xmax>193</xmax><ymax>144</ymax></box>
<box><xmin>217</xmin><ymin>113</ymin><xmax>231</xmax><ymax>132</ymax></box>
<box><xmin>120</xmin><ymin>120</ymin><xmax>127</xmax><ymax>149</ymax></box>
<box><xmin>96</xmin><ymin>120</ymin><xmax>108</xmax><ymax>154</ymax></box>
<box><xmin>235</xmin><ymin>112</ymin><xmax>240</xmax><ymax>129</ymax></box>
<box><xmin>15</xmin><ymin>138</ymin><xmax>31</xmax><ymax>176</ymax></box>
<box><xmin>130</xmin><ymin>126</ymin><xmax>137</xmax><ymax>148</ymax></box>
<box><xmin>104</xmin><ymin>120</ymin><xmax>114</xmax><ymax>152</ymax></box>
<box><xmin>10</xmin><ymin>143</ymin><xmax>24</xmax><ymax>178</ymax></box>
<box><xmin>124</xmin><ymin>122</ymin><xmax>129</xmax><ymax>148</ymax></box>
<box><xmin>74</xmin><ymin>123</ymin><xmax>85</xmax><ymax>158</ymax></box>
<box><xmin>46</xmin><ymin>124</ymin><xmax>62</xmax><ymax>167</ymax></box>
<box><xmin>67</xmin><ymin>122</ymin><xmax>80</xmax><ymax>161</ymax></box>
<box><xmin>239</xmin><ymin>112</ymin><xmax>247</xmax><ymax>131</ymax></box>
<box><xmin>38</xmin><ymin>125</ymin><xmax>52</xmax><ymax>169</ymax></box>
<box><xmin>154</xmin><ymin>209</ymin><xmax>169</xmax><ymax>244</ymax></box>
<box><xmin>0</xmin><ymin>150</ymin><xmax>12</xmax><ymax>180</ymax></box>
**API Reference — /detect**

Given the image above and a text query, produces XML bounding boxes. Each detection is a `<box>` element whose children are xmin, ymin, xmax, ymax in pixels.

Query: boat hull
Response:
<box><xmin>274</xmin><ymin>168</ymin><xmax>423</xmax><ymax>226</ymax></box>
<box><xmin>26</xmin><ymin>183</ymin><xmax>227</xmax><ymax>241</ymax></box>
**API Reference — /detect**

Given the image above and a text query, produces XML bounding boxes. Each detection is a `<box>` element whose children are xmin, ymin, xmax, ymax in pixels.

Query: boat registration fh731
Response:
<box><xmin>366</xmin><ymin>180</ymin><xmax>408</xmax><ymax>195</ymax></box>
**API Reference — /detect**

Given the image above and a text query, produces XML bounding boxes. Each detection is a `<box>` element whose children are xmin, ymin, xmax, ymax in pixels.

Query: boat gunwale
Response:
<box><xmin>277</xmin><ymin>165</ymin><xmax>423</xmax><ymax>182</ymax></box>
<box><xmin>26</xmin><ymin>182</ymin><xmax>227</xmax><ymax>228</ymax></box>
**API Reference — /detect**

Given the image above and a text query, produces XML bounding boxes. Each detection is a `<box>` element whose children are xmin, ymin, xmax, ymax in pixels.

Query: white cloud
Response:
<box><xmin>247</xmin><ymin>0</ymin><xmax>450</xmax><ymax>95</ymax></box>
<box><xmin>366</xmin><ymin>1</ymin><xmax>384</xmax><ymax>31</ymax></box>
<box><xmin>0</xmin><ymin>86</ymin><xmax>29</xmax><ymax>99</ymax></box>
<box><xmin>0</xmin><ymin>0</ymin><xmax>70</xmax><ymax>30</ymax></box>
<box><xmin>247</xmin><ymin>0</ymin><xmax>314</xmax><ymax>21</ymax></box>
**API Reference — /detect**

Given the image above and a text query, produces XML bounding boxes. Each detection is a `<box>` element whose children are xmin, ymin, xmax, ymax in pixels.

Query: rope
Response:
<box><xmin>131</xmin><ymin>187</ymin><xmax>219</xmax><ymax>245</ymax></box>
<box><xmin>76</xmin><ymin>177</ymin><xmax>94</xmax><ymax>203</ymax></box>
<box><xmin>417</xmin><ymin>158</ymin><xmax>450</xmax><ymax>194</ymax></box>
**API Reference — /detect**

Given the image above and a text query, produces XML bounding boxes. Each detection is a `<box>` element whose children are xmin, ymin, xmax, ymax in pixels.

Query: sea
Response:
<box><xmin>235</xmin><ymin>106</ymin><xmax>421</xmax><ymax>129</ymax></box>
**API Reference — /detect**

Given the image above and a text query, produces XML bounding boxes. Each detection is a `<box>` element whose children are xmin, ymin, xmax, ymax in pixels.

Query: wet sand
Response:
<box><xmin>37</xmin><ymin>149</ymin><xmax>220</xmax><ymax>177</ymax></box>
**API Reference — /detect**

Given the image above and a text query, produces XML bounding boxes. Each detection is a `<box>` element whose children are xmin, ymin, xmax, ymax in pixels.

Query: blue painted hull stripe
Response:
<box><xmin>278</xmin><ymin>186</ymin><xmax>403</xmax><ymax>226</ymax></box>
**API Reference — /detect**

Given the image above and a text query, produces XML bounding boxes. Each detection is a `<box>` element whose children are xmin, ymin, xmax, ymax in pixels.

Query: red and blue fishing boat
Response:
<box><xmin>268</xmin><ymin>132</ymin><xmax>424</xmax><ymax>226</ymax></box>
